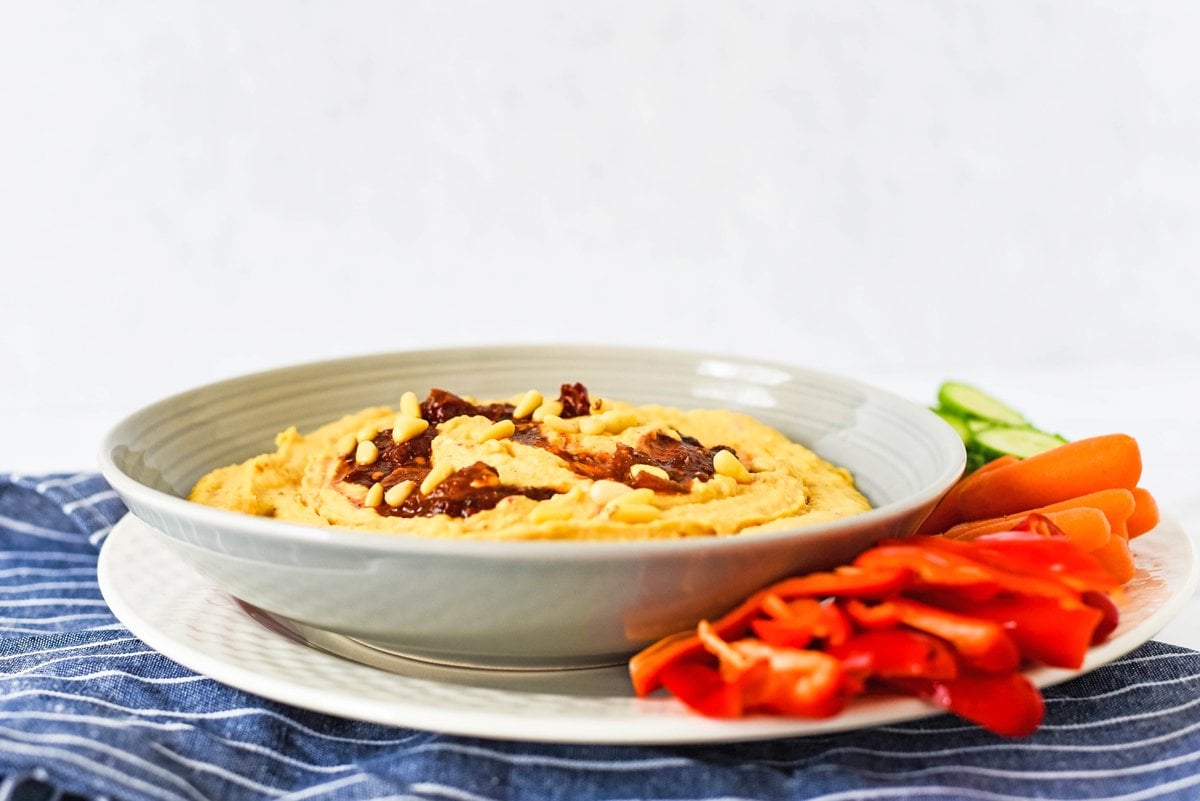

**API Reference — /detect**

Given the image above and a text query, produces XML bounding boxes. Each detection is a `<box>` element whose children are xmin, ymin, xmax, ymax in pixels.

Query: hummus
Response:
<box><xmin>188</xmin><ymin>383</ymin><xmax>871</xmax><ymax>540</ymax></box>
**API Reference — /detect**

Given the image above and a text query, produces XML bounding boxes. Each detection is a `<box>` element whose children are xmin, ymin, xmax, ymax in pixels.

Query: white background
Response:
<box><xmin>2</xmin><ymin>3</ymin><xmax>1198</xmax><ymax>646</ymax></box>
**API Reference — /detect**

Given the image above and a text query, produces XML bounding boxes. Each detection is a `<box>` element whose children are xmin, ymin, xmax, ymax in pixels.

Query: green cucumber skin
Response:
<box><xmin>933</xmin><ymin>381</ymin><xmax>1068</xmax><ymax>473</ymax></box>
<box><xmin>937</xmin><ymin>381</ymin><xmax>1028</xmax><ymax>427</ymax></box>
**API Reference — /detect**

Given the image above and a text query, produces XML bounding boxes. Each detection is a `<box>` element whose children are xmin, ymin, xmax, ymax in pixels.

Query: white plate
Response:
<box><xmin>98</xmin><ymin>514</ymin><xmax>1198</xmax><ymax>745</ymax></box>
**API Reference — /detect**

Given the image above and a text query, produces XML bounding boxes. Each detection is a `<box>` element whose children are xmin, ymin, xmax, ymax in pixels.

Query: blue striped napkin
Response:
<box><xmin>2</xmin><ymin>473</ymin><xmax>1199</xmax><ymax>801</ymax></box>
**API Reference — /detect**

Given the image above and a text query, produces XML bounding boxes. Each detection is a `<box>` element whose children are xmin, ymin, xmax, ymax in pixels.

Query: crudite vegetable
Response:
<box><xmin>629</xmin><ymin>383</ymin><xmax>1160</xmax><ymax>736</ymax></box>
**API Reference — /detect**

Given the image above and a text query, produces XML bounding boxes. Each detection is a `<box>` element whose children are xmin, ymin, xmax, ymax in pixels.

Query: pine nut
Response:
<box><xmin>630</xmin><ymin>464</ymin><xmax>670</xmax><ymax>481</ymax></box>
<box><xmin>478</xmin><ymin>419</ymin><xmax>516</xmax><ymax>442</ymax></box>
<box><xmin>611</xmin><ymin>503</ymin><xmax>660</xmax><ymax>524</ymax></box>
<box><xmin>336</xmin><ymin>433</ymin><xmax>358</xmax><ymax>457</ymax></box>
<box><xmin>400</xmin><ymin>391</ymin><xmax>423</xmax><ymax>420</ymax></box>
<box><xmin>529</xmin><ymin>502</ymin><xmax>574</xmax><ymax>524</ymax></box>
<box><xmin>541</xmin><ymin>414</ymin><xmax>578</xmax><ymax>433</ymax></box>
<box><xmin>355</xmin><ymin>440</ymin><xmax>380</xmax><ymax>466</ymax></box>
<box><xmin>420</xmin><ymin>462</ymin><xmax>456</xmax><ymax>495</ymax></box>
<box><xmin>391</xmin><ymin>416</ymin><xmax>430</xmax><ymax>444</ymax></box>
<box><xmin>384</xmin><ymin>480</ymin><xmax>415</xmax><ymax>507</ymax></box>
<box><xmin>610</xmin><ymin>487</ymin><xmax>655</xmax><ymax>507</ymax></box>
<box><xmin>713</xmin><ymin>449</ymin><xmax>752</xmax><ymax>483</ymax></box>
<box><xmin>603</xmin><ymin>411</ymin><xmax>638</xmax><ymax>434</ymax></box>
<box><xmin>512</xmin><ymin>389</ymin><xmax>543</xmax><ymax>419</ymax></box>
<box><xmin>531</xmin><ymin>400</ymin><xmax>564</xmax><ymax>422</ymax></box>
<box><xmin>578</xmin><ymin>415</ymin><xmax>607</xmax><ymax>436</ymax></box>
<box><xmin>660</xmin><ymin>427</ymin><xmax>682</xmax><ymax>441</ymax></box>
<box><xmin>356</xmin><ymin>426</ymin><xmax>380</xmax><ymax>442</ymax></box>
<box><xmin>589</xmin><ymin>479</ymin><xmax>633</xmax><ymax>505</ymax></box>
<box><xmin>364</xmin><ymin>482</ymin><xmax>384</xmax><ymax>507</ymax></box>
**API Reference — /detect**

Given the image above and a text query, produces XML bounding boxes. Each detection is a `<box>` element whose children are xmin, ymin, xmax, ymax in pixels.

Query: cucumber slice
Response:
<box><xmin>972</xmin><ymin>426</ymin><xmax>1067</xmax><ymax>460</ymax></box>
<box><xmin>932</xmin><ymin>408</ymin><xmax>971</xmax><ymax>443</ymax></box>
<box><xmin>937</xmin><ymin>382</ymin><xmax>1028</xmax><ymax>427</ymax></box>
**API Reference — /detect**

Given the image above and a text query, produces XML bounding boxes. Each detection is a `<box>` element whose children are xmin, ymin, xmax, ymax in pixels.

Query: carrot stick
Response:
<box><xmin>1091</xmin><ymin>531</ymin><xmax>1136</xmax><ymax>584</ymax></box>
<box><xmin>943</xmin><ymin>507</ymin><xmax>1112</xmax><ymax>551</ymax></box>
<box><xmin>1127</xmin><ymin>487</ymin><xmax>1160</xmax><ymax>538</ymax></box>
<box><xmin>917</xmin><ymin>456</ymin><xmax>1019</xmax><ymax>534</ymax></box>
<box><xmin>941</xmin><ymin>488</ymin><xmax>1134</xmax><ymax>540</ymax></box>
<box><xmin>954</xmin><ymin>434</ymin><xmax>1142</xmax><ymax>521</ymax></box>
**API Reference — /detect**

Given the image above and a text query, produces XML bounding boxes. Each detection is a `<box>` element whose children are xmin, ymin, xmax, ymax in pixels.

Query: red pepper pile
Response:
<box><xmin>628</xmin><ymin>516</ymin><xmax>1122</xmax><ymax>737</ymax></box>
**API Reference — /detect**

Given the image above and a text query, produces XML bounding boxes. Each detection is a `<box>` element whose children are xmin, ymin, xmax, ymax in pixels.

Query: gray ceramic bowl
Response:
<box><xmin>99</xmin><ymin>346</ymin><xmax>965</xmax><ymax>669</ymax></box>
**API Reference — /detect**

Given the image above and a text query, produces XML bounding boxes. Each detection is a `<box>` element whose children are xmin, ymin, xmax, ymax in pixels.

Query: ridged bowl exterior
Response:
<box><xmin>99</xmin><ymin>346</ymin><xmax>965</xmax><ymax>668</ymax></box>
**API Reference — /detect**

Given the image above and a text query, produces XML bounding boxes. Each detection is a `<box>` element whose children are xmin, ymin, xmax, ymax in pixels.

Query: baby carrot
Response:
<box><xmin>1127</xmin><ymin>487</ymin><xmax>1160</xmax><ymax>538</ymax></box>
<box><xmin>941</xmin><ymin>488</ymin><xmax>1134</xmax><ymax>541</ymax></box>
<box><xmin>1091</xmin><ymin>531</ymin><xmax>1137</xmax><ymax>584</ymax></box>
<box><xmin>943</xmin><ymin>507</ymin><xmax>1112</xmax><ymax>552</ymax></box>
<box><xmin>954</xmin><ymin>434</ymin><xmax>1142</xmax><ymax>522</ymax></box>
<box><xmin>917</xmin><ymin>456</ymin><xmax>1019</xmax><ymax>534</ymax></box>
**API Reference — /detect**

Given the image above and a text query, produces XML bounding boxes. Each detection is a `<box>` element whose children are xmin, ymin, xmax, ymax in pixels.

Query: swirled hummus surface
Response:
<box><xmin>188</xmin><ymin>384</ymin><xmax>871</xmax><ymax>540</ymax></box>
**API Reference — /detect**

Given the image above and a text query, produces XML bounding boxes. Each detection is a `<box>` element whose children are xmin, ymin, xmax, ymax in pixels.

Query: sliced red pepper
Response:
<box><xmin>955</xmin><ymin>595</ymin><xmax>1103</xmax><ymax>669</ymax></box>
<box><xmin>877</xmin><ymin>598</ymin><xmax>1021</xmax><ymax>673</ymax></box>
<box><xmin>1082</xmin><ymin>590</ymin><xmax>1121</xmax><ymax>644</ymax></box>
<box><xmin>920</xmin><ymin>533</ymin><xmax>1119</xmax><ymax>595</ymax></box>
<box><xmin>752</xmin><ymin>598</ymin><xmax>851</xmax><ymax>648</ymax></box>
<box><xmin>890</xmin><ymin>672</ymin><xmax>1045</xmax><ymax>737</ymax></box>
<box><xmin>629</xmin><ymin>566</ymin><xmax>908</xmax><ymax>696</ymax></box>
<box><xmin>726</xmin><ymin>639</ymin><xmax>847</xmax><ymax>718</ymax></box>
<box><xmin>844</xmin><ymin>598</ymin><xmax>902</xmax><ymax>629</ymax></box>
<box><xmin>659</xmin><ymin>658</ymin><xmax>753</xmax><ymax>718</ymax></box>
<box><xmin>860</xmin><ymin>540</ymin><xmax>1079</xmax><ymax>602</ymax></box>
<box><xmin>828</xmin><ymin>629</ymin><xmax>958</xmax><ymax>681</ymax></box>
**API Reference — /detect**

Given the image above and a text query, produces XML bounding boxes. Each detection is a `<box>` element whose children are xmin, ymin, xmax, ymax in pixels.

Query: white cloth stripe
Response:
<box><xmin>410</xmin><ymin>782</ymin><xmax>502</xmax><ymax>801</ymax></box>
<box><xmin>0</xmin><ymin>635</ymin><xmax>139</xmax><ymax>661</ymax></box>
<box><xmin>0</xmin><ymin>598</ymin><xmax>110</xmax><ymax>609</ymax></box>
<box><xmin>0</xmin><ymin>513</ymin><xmax>81</xmax><ymax>543</ymax></box>
<box><xmin>0</xmin><ymin>580</ymin><xmax>100</xmax><ymax>593</ymax></box>
<box><xmin>0</xmin><ymin>710</ymin><xmax>192</xmax><ymax>732</ymax></box>
<box><xmin>818</xmin><ymin>748</ymin><xmax>1200</xmax><ymax>782</ymax></box>
<box><xmin>0</xmin><ymin>612</ymin><xmax>113</xmax><ymax>623</ymax></box>
<box><xmin>150</xmin><ymin>742</ymin><xmax>288</xmax><ymax>797</ymax></box>
<box><xmin>1045</xmin><ymin>671</ymin><xmax>1200</xmax><ymax>703</ymax></box>
<box><xmin>0</xmin><ymin>724</ymin><xmax>209</xmax><ymax>801</ymax></box>
<box><xmin>0</xmin><ymin>688</ymin><xmax>422</xmax><ymax>745</ymax></box>
<box><xmin>5</xmin><ymin>670</ymin><xmax>206</xmax><ymax>686</ymax></box>
<box><xmin>276</xmin><ymin>775</ymin><xmax>373</xmax><ymax>801</ymax></box>
<box><xmin>60</xmin><ymin>490</ymin><xmax>120</xmax><ymax>514</ymax></box>
<box><xmin>799</xmin><ymin>771</ymin><xmax>1200</xmax><ymax>801</ymax></box>
<box><xmin>405</xmin><ymin>742</ymin><xmax>695</xmax><ymax>770</ymax></box>
<box><xmin>0</xmin><ymin>556</ymin><xmax>99</xmax><ymax>567</ymax></box>
<box><xmin>738</xmin><ymin>719</ymin><xmax>1200</xmax><ymax>767</ymax></box>
<box><xmin>33</xmin><ymin>474</ymin><xmax>93</xmax><ymax>492</ymax></box>
<box><xmin>4</xmin><ymin>650</ymin><xmax>164</xmax><ymax>675</ymax></box>
<box><xmin>0</xmin><ymin>736</ymin><xmax>194</xmax><ymax>801</ymax></box>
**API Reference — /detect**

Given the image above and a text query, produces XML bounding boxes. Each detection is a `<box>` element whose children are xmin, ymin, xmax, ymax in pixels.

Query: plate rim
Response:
<box><xmin>97</xmin><ymin>513</ymin><xmax>1198</xmax><ymax>745</ymax></box>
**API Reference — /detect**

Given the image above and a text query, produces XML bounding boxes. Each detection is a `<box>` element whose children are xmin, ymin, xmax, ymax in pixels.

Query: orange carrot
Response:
<box><xmin>954</xmin><ymin>434</ymin><xmax>1142</xmax><ymax>521</ymax></box>
<box><xmin>1091</xmin><ymin>531</ymin><xmax>1136</xmax><ymax>584</ymax></box>
<box><xmin>1127</xmin><ymin>487</ymin><xmax>1160</xmax><ymax>538</ymax></box>
<box><xmin>917</xmin><ymin>456</ymin><xmax>1019</xmax><ymax>534</ymax></box>
<box><xmin>941</xmin><ymin>488</ymin><xmax>1134</xmax><ymax>541</ymax></box>
<box><xmin>943</xmin><ymin>507</ymin><xmax>1112</xmax><ymax>552</ymax></box>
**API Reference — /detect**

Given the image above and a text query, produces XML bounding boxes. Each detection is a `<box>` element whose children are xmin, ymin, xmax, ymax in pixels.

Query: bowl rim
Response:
<box><xmin>97</xmin><ymin>344</ymin><xmax>966</xmax><ymax>558</ymax></box>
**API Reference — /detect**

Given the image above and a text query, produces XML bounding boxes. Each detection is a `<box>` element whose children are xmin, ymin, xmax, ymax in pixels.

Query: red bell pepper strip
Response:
<box><xmin>1082</xmin><ymin>590</ymin><xmax>1121</xmax><ymax>644</ymax></box>
<box><xmin>728</xmin><ymin>639</ymin><xmax>847</xmax><ymax>717</ymax></box>
<box><xmin>828</xmin><ymin>629</ymin><xmax>958</xmax><ymax>681</ymax></box>
<box><xmin>629</xmin><ymin>566</ymin><xmax>908</xmax><ymax>696</ymax></box>
<box><xmin>869</xmin><ymin>598</ymin><xmax>1021</xmax><ymax>673</ymax></box>
<box><xmin>659</xmin><ymin>658</ymin><xmax>757</xmax><ymax>718</ymax></box>
<box><xmin>891</xmin><ymin>672</ymin><xmax>1045</xmax><ymax>738</ymax></box>
<box><xmin>952</xmin><ymin>595</ymin><xmax>1103</xmax><ymax>669</ymax></box>
<box><xmin>752</xmin><ymin>597</ymin><xmax>851</xmax><ymax>649</ymax></box>
<box><xmin>919</xmin><ymin>531</ymin><xmax>1120</xmax><ymax>595</ymax></box>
